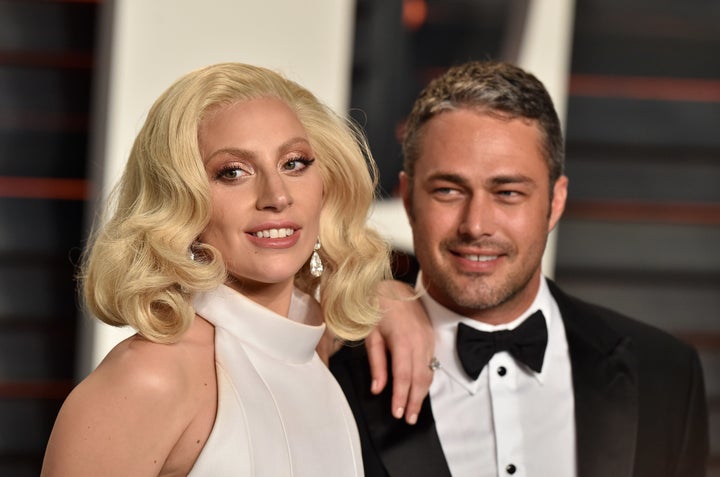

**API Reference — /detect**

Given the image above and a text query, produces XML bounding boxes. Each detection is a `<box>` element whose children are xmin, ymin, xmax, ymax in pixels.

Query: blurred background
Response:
<box><xmin>0</xmin><ymin>0</ymin><xmax>718</xmax><ymax>475</ymax></box>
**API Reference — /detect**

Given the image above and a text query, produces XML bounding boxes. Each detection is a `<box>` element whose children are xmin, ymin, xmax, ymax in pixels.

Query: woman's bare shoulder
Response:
<box><xmin>41</xmin><ymin>317</ymin><xmax>216</xmax><ymax>477</ymax></box>
<box><xmin>109</xmin><ymin>321</ymin><xmax>211</xmax><ymax>383</ymax></box>
<box><xmin>84</xmin><ymin>317</ymin><xmax>212</xmax><ymax>397</ymax></box>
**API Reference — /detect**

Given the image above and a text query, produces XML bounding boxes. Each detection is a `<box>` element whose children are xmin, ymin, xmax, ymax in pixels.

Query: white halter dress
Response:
<box><xmin>188</xmin><ymin>284</ymin><xmax>363</xmax><ymax>476</ymax></box>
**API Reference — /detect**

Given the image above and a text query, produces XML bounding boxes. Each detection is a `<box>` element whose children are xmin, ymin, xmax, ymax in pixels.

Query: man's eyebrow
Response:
<box><xmin>425</xmin><ymin>173</ymin><xmax>536</xmax><ymax>187</ymax></box>
<box><xmin>490</xmin><ymin>174</ymin><xmax>534</xmax><ymax>186</ymax></box>
<box><xmin>426</xmin><ymin>172</ymin><xmax>470</xmax><ymax>187</ymax></box>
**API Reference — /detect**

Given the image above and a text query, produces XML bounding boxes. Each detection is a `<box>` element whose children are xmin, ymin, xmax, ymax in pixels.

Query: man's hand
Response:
<box><xmin>366</xmin><ymin>280</ymin><xmax>434</xmax><ymax>425</ymax></box>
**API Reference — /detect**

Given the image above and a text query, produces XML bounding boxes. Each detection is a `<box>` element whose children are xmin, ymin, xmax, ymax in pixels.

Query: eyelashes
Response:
<box><xmin>283</xmin><ymin>156</ymin><xmax>315</xmax><ymax>172</ymax></box>
<box><xmin>214</xmin><ymin>164</ymin><xmax>248</xmax><ymax>181</ymax></box>
<box><xmin>213</xmin><ymin>155</ymin><xmax>316</xmax><ymax>182</ymax></box>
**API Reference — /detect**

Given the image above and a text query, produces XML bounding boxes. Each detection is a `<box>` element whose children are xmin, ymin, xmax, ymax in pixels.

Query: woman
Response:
<box><xmin>41</xmin><ymin>62</ymin><xmax>390</xmax><ymax>476</ymax></box>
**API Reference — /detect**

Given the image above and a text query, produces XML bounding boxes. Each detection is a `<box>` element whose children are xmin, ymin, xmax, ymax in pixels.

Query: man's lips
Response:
<box><xmin>457</xmin><ymin>253</ymin><xmax>500</xmax><ymax>262</ymax></box>
<box><xmin>446</xmin><ymin>243</ymin><xmax>509</xmax><ymax>269</ymax></box>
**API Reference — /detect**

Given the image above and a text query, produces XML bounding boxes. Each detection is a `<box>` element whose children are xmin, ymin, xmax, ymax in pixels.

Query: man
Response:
<box><xmin>330</xmin><ymin>61</ymin><xmax>709</xmax><ymax>477</ymax></box>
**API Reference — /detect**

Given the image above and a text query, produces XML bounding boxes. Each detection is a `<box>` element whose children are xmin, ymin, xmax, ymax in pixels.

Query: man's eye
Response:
<box><xmin>431</xmin><ymin>187</ymin><xmax>463</xmax><ymax>201</ymax></box>
<box><xmin>496</xmin><ymin>190</ymin><xmax>525</xmax><ymax>202</ymax></box>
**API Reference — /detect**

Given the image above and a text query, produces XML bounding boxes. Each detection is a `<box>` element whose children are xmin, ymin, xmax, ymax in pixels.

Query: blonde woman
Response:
<box><xmin>41</xmin><ymin>62</ymin><xmax>393</xmax><ymax>476</ymax></box>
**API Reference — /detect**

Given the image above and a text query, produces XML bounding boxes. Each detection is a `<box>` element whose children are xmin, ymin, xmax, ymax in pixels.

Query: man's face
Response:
<box><xmin>401</xmin><ymin>109</ymin><xmax>567</xmax><ymax>324</ymax></box>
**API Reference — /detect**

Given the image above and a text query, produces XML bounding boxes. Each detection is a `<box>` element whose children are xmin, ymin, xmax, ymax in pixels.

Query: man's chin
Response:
<box><xmin>432</xmin><ymin>279</ymin><xmax>500</xmax><ymax>309</ymax></box>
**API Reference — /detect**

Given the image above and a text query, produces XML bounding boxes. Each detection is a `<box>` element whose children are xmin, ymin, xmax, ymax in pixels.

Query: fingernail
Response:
<box><xmin>407</xmin><ymin>413</ymin><xmax>418</xmax><ymax>425</ymax></box>
<box><xmin>371</xmin><ymin>379</ymin><xmax>379</xmax><ymax>394</ymax></box>
<box><xmin>393</xmin><ymin>407</ymin><xmax>404</xmax><ymax>419</ymax></box>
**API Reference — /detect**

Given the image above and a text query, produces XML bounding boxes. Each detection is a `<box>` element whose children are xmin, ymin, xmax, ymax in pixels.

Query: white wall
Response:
<box><xmin>78</xmin><ymin>0</ymin><xmax>356</xmax><ymax>376</ymax></box>
<box><xmin>517</xmin><ymin>0</ymin><xmax>576</xmax><ymax>277</ymax></box>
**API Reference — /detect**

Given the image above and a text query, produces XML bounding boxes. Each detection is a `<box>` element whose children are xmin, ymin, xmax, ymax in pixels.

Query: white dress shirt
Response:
<box><xmin>421</xmin><ymin>275</ymin><xmax>577</xmax><ymax>477</ymax></box>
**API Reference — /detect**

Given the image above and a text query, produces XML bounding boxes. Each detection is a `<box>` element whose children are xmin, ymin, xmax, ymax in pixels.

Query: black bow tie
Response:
<box><xmin>456</xmin><ymin>310</ymin><xmax>548</xmax><ymax>379</ymax></box>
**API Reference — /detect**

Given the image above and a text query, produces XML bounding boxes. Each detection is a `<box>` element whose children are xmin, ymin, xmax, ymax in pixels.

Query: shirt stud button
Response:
<box><xmin>497</xmin><ymin>366</ymin><xmax>507</xmax><ymax>376</ymax></box>
<box><xmin>506</xmin><ymin>464</ymin><xmax>517</xmax><ymax>474</ymax></box>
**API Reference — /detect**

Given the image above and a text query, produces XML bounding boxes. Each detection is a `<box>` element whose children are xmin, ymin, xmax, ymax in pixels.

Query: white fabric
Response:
<box><xmin>188</xmin><ymin>284</ymin><xmax>363</xmax><ymax>476</ymax></box>
<box><xmin>423</xmin><ymin>276</ymin><xmax>576</xmax><ymax>477</ymax></box>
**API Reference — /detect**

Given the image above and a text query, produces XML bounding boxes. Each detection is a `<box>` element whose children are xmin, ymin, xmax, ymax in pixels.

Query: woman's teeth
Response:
<box><xmin>255</xmin><ymin>228</ymin><xmax>295</xmax><ymax>238</ymax></box>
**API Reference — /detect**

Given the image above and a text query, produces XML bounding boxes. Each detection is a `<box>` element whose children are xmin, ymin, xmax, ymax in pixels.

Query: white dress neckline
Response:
<box><xmin>192</xmin><ymin>283</ymin><xmax>325</xmax><ymax>364</ymax></box>
<box><xmin>188</xmin><ymin>284</ymin><xmax>363</xmax><ymax>477</ymax></box>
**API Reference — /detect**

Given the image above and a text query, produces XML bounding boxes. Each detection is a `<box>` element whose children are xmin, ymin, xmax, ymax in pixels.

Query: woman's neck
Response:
<box><xmin>224</xmin><ymin>277</ymin><xmax>295</xmax><ymax>317</ymax></box>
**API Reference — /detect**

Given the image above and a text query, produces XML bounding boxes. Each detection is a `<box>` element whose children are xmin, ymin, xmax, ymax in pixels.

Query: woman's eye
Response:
<box><xmin>283</xmin><ymin>156</ymin><xmax>315</xmax><ymax>172</ymax></box>
<box><xmin>216</xmin><ymin>165</ymin><xmax>248</xmax><ymax>180</ymax></box>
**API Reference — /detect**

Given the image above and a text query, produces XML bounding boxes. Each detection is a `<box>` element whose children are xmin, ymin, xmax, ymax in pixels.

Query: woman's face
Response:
<box><xmin>198</xmin><ymin>98</ymin><xmax>323</xmax><ymax>310</ymax></box>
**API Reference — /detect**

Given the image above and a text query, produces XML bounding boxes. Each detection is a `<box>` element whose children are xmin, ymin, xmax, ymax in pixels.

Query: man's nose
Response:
<box><xmin>458</xmin><ymin>194</ymin><xmax>494</xmax><ymax>238</ymax></box>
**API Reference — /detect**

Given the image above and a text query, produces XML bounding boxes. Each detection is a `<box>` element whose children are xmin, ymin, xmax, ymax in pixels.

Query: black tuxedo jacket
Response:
<box><xmin>330</xmin><ymin>281</ymin><xmax>709</xmax><ymax>477</ymax></box>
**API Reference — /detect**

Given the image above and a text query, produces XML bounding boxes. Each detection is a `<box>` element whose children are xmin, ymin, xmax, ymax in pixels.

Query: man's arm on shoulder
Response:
<box><xmin>326</xmin><ymin>280</ymin><xmax>434</xmax><ymax>425</ymax></box>
<box><xmin>365</xmin><ymin>280</ymin><xmax>434</xmax><ymax>424</ymax></box>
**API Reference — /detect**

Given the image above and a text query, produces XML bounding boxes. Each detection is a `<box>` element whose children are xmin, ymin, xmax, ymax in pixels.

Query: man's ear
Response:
<box><xmin>549</xmin><ymin>175</ymin><xmax>568</xmax><ymax>232</ymax></box>
<box><xmin>399</xmin><ymin>171</ymin><xmax>414</xmax><ymax>223</ymax></box>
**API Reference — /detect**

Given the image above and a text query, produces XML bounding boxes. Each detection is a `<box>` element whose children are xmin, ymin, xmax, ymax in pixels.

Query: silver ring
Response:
<box><xmin>428</xmin><ymin>357</ymin><xmax>441</xmax><ymax>372</ymax></box>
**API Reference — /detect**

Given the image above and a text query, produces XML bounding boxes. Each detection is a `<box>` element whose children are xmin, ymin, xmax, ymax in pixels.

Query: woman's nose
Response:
<box><xmin>256</xmin><ymin>172</ymin><xmax>293</xmax><ymax>211</ymax></box>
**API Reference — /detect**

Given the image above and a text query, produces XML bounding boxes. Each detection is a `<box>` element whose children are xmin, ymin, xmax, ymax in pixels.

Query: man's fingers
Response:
<box><xmin>403</xmin><ymin>353</ymin><xmax>435</xmax><ymax>424</ymax></box>
<box><xmin>365</xmin><ymin>329</ymin><xmax>388</xmax><ymax>395</ymax></box>
<box><xmin>390</xmin><ymin>353</ymin><xmax>412</xmax><ymax>420</ymax></box>
<box><xmin>371</xmin><ymin>279</ymin><xmax>436</xmax><ymax>422</ymax></box>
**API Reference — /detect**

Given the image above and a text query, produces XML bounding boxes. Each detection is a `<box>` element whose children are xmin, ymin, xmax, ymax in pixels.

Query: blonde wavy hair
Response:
<box><xmin>82</xmin><ymin>62</ymin><xmax>390</xmax><ymax>343</ymax></box>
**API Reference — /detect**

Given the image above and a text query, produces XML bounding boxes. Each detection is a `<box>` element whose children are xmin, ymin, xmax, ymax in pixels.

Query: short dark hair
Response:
<box><xmin>402</xmin><ymin>60</ymin><xmax>565</xmax><ymax>187</ymax></box>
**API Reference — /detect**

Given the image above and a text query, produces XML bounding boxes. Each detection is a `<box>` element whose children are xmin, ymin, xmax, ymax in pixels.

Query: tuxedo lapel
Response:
<box><xmin>362</xmin><ymin>392</ymin><xmax>452</xmax><ymax>477</ymax></box>
<box><xmin>549</xmin><ymin>282</ymin><xmax>639</xmax><ymax>477</ymax></box>
<box><xmin>330</xmin><ymin>347</ymin><xmax>451</xmax><ymax>477</ymax></box>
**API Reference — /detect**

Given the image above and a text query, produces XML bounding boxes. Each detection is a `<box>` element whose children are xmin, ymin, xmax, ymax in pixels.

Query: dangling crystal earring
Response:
<box><xmin>310</xmin><ymin>238</ymin><xmax>324</xmax><ymax>277</ymax></box>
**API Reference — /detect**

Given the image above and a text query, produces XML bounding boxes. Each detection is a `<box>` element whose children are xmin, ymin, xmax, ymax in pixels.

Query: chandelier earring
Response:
<box><xmin>310</xmin><ymin>238</ymin><xmax>324</xmax><ymax>277</ymax></box>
